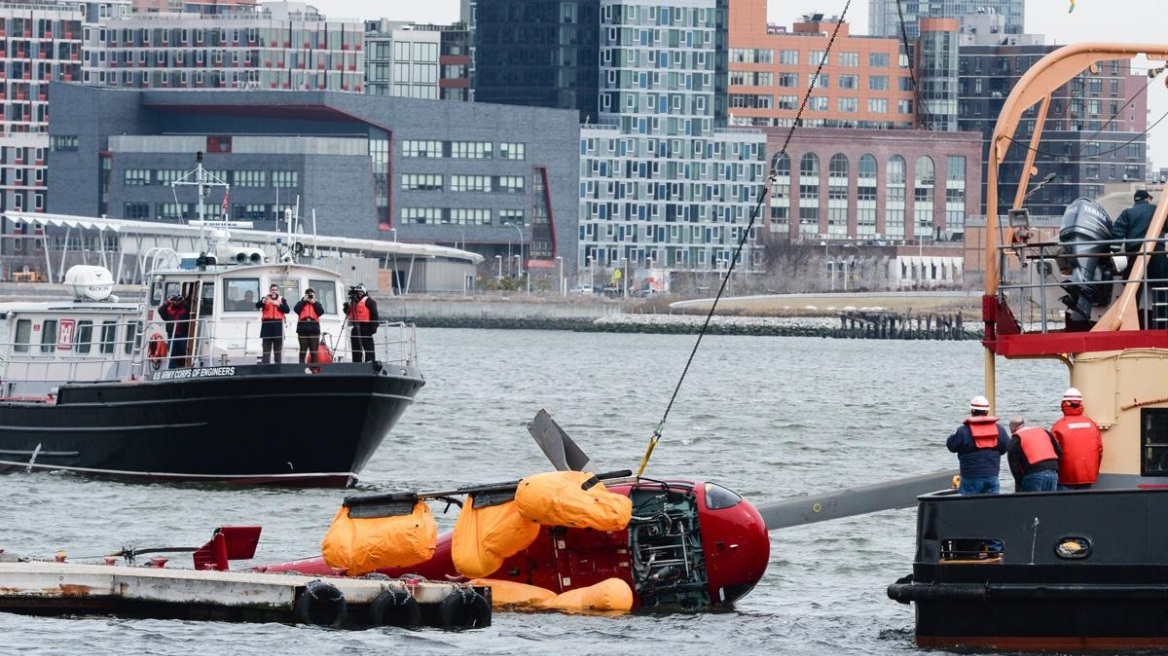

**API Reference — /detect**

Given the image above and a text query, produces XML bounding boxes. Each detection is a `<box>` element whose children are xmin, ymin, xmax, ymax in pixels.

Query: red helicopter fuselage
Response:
<box><xmin>256</xmin><ymin>478</ymin><xmax>770</xmax><ymax>610</ymax></box>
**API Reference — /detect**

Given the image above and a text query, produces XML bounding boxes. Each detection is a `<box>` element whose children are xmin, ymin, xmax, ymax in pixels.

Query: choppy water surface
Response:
<box><xmin>0</xmin><ymin>328</ymin><xmax>1071</xmax><ymax>655</ymax></box>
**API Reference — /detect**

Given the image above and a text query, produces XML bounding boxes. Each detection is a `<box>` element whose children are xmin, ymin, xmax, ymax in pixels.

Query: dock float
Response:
<box><xmin>0</xmin><ymin>560</ymin><xmax>490</xmax><ymax>630</ymax></box>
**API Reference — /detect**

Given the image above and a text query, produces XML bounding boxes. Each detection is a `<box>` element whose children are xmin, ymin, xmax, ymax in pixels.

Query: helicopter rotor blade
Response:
<box><xmin>756</xmin><ymin>469</ymin><xmax>959</xmax><ymax>531</ymax></box>
<box><xmin>528</xmin><ymin>409</ymin><xmax>595</xmax><ymax>472</ymax></box>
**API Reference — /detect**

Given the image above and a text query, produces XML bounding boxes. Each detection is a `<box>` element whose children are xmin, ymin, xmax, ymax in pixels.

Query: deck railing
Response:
<box><xmin>0</xmin><ymin>319</ymin><xmax>418</xmax><ymax>401</ymax></box>
<box><xmin>997</xmin><ymin>236</ymin><xmax>1168</xmax><ymax>333</ymax></box>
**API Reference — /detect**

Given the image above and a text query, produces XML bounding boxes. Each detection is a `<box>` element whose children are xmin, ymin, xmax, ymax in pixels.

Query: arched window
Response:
<box><xmin>915</xmin><ymin>156</ymin><xmax>935</xmax><ymax>241</ymax></box>
<box><xmin>885</xmin><ymin>156</ymin><xmax>906</xmax><ymax>239</ymax></box>
<box><xmin>857</xmin><ymin>154</ymin><xmax>878</xmax><ymax>237</ymax></box>
<box><xmin>799</xmin><ymin>153</ymin><xmax>820</xmax><ymax>238</ymax></box>
<box><xmin>827</xmin><ymin>154</ymin><xmax>849</xmax><ymax>237</ymax></box>
<box><xmin>769</xmin><ymin>152</ymin><xmax>792</xmax><ymax>238</ymax></box>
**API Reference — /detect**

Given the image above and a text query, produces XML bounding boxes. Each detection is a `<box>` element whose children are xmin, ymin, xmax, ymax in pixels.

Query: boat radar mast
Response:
<box><xmin>171</xmin><ymin>152</ymin><xmax>251</xmax><ymax>246</ymax></box>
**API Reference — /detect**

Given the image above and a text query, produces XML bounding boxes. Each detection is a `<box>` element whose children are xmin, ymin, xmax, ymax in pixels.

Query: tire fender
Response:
<box><xmin>369</xmin><ymin>587</ymin><xmax>421</xmax><ymax>627</ymax></box>
<box><xmin>294</xmin><ymin>579</ymin><xmax>348</xmax><ymax>628</ymax></box>
<box><xmin>437</xmin><ymin>588</ymin><xmax>491</xmax><ymax>630</ymax></box>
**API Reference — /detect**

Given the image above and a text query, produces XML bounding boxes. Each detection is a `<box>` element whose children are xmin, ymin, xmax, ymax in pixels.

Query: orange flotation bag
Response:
<box><xmin>452</xmin><ymin>496</ymin><xmax>541</xmax><ymax>578</ymax></box>
<box><xmin>535</xmin><ymin>578</ymin><xmax>634</xmax><ymax>614</ymax></box>
<box><xmin>514</xmin><ymin>471</ymin><xmax>632</xmax><ymax>532</ymax></box>
<box><xmin>316</xmin><ymin>342</ymin><xmax>333</xmax><ymax>364</ymax></box>
<box><xmin>470</xmin><ymin>578</ymin><xmax>557</xmax><ymax>608</ymax></box>
<box><xmin>320</xmin><ymin>499</ymin><xmax>437</xmax><ymax>576</ymax></box>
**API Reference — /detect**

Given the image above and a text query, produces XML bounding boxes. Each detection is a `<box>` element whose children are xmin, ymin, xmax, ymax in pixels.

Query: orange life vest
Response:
<box><xmin>965</xmin><ymin>415</ymin><xmax>1002</xmax><ymax>449</ymax></box>
<box><xmin>347</xmin><ymin>296</ymin><xmax>371</xmax><ymax>321</ymax></box>
<box><xmin>298</xmin><ymin>304</ymin><xmax>320</xmax><ymax>322</ymax></box>
<box><xmin>261</xmin><ymin>297</ymin><xmax>284</xmax><ymax>320</ymax></box>
<box><xmin>1016</xmin><ymin>426</ymin><xmax>1057</xmax><ymax>464</ymax></box>
<box><xmin>1052</xmin><ymin>410</ymin><xmax>1103</xmax><ymax>485</ymax></box>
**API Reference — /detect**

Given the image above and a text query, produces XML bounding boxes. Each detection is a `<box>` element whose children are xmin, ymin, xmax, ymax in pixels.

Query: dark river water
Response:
<box><xmin>0</xmin><ymin>327</ymin><xmax>1071</xmax><ymax>655</ymax></box>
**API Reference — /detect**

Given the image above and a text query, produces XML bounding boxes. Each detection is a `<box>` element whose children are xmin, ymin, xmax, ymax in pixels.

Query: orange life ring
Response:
<box><xmin>147</xmin><ymin>332</ymin><xmax>168</xmax><ymax>365</ymax></box>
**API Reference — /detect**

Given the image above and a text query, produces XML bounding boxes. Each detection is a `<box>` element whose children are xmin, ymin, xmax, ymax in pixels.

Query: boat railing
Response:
<box><xmin>996</xmin><ymin>235</ymin><xmax>1168</xmax><ymax>334</ymax></box>
<box><xmin>0</xmin><ymin>317</ymin><xmax>420</xmax><ymax>400</ymax></box>
<box><xmin>148</xmin><ymin>317</ymin><xmax>419</xmax><ymax>369</ymax></box>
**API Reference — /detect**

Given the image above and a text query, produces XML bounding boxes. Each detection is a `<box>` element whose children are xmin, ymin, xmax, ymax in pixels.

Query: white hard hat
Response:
<box><xmin>970</xmin><ymin>395</ymin><xmax>990</xmax><ymax>412</ymax></box>
<box><xmin>1063</xmin><ymin>387</ymin><xmax>1083</xmax><ymax>402</ymax></box>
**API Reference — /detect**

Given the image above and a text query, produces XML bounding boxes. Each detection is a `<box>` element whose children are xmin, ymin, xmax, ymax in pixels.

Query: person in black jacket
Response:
<box><xmin>256</xmin><ymin>284</ymin><xmax>290</xmax><ymax>363</ymax></box>
<box><xmin>293</xmin><ymin>288</ymin><xmax>325</xmax><ymax>363</ymax></box>
<box><xmin>1006</xmin><ymin>417</ymin><xmax>1062</xmax><ymax>492</ymax></box>
<box><xmin>157</xmin><ymin>293</ymin><xmax>191</xmax><ymax>369</ymax></box>
<box><xmin>343</xmin><ymin>284</ymin><xmax>379</xmax><ymax>362</ymax></box>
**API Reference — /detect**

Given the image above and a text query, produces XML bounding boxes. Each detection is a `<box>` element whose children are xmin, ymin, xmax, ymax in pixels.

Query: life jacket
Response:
<box><xmin>298</xmin><ymin>304</ymin><xmax>320</xmax><ymax>322</ymax></box>
<box><xmin>964</xmin><ymin>415</ymin><xmax>1003</xmax><ymax>449</ymax></box>
<box><xmin>1053</xmin><ymin>409</ymin><xmax>1103</xmax><ymax>485</ymax></box>
<box><xmin>347</xmin><ymin>296</ymin><xmax>371</xmax><ymax>321</ymax></box>
<box><xmin>1017</xmin><ymin>426</ymin><xmax>1057</xmax><ymax>464</ymax></box>
<box><xmin>261</xmin><ymin>298</ymin><xmax>284</xmax><ymax>320</ymax></box>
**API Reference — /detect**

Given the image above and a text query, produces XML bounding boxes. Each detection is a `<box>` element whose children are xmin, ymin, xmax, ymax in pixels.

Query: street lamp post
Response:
<box><xmin>556</xmin><ymin>256</ymin><xmax>564</xmax><ymax>296</ymax></box>
<box><xmin>390</xmin><ymin>227</ymin><xmax>397</xmax><ymax>243</ymax></box>
<box><xmin>514</xmin><ymin>254</ymin><xmax>521</xmax><ymax>286</ymax></box>
<box><xmin>495</xmin><ymin>255</ymin><xmax>502</xmax><ymax>281</ymax></box>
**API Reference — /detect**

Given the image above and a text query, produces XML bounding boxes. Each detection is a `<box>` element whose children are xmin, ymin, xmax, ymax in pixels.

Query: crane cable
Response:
<box><xmin>637</xmin><ymin>0</ymin><xmax>854</xmax><ymax>477</ymax></box>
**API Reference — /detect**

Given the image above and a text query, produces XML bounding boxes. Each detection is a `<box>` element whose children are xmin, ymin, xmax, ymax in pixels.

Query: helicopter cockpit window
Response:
<box><xmin>704</xmin><ymin>483</ymin><xmax>743</xmax><ymax>510</ymax></box>
<box><xmin>1141</xmin><ymin>409</ymin><xmax>1168</xmax><ymax>476</ymax></box>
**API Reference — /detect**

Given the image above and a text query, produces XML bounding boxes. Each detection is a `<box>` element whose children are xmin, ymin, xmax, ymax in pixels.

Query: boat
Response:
<box><xmin>886</xmin><ymin>42</ymin><xmax>1168</xmax><ymax>650</ymax></box>
<box><xmin>0</xmin><ymin>157</ymin><xmax>425</xmax><ymax>487</ymax></box>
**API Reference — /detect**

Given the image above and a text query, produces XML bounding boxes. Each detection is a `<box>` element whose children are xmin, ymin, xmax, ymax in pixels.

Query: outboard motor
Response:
<box><xmin>1058</xmin><ymin>197</ymin><xmax>1114</xmax><ymax>326</ymax></box>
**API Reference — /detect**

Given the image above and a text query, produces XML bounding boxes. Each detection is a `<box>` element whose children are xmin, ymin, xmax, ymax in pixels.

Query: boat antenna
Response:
<box><xmin>635</xmin><ymin>0</ymin><xmax>853</xmax><ymax>478</ymax></box>
<box><xmin>170</xmin><ymin>151</ymin><xmax>230</xmax><ymax>252</ymax></box>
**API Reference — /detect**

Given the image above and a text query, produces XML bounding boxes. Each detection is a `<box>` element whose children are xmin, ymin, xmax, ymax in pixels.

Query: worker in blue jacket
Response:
<box><xmin>946</xmin><ymin>395</ymin><xmax>1010</xmax><ymax>495</ymax></box>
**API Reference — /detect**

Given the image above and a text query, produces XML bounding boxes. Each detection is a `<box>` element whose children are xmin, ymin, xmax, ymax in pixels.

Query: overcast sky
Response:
<box><xmin>318</xmin><ymin>0</ymin><xmax>1166</xmax><ymax>168</ymax></box>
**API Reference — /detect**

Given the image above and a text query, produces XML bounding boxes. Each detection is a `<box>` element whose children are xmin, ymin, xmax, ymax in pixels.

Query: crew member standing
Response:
<box><xmin>256</xmin><ymin>283</ymin><xmax>290</xmax><ymax>364</ymax></box>
<box><xmin>344</xmin><ymin>283</ymin><xmax>379</xmax><ymax>363</ymax></box>
<box><xmin>946</xmin><ymin>395</ymin><xmax>1010</xmax><ymax>495</ymax></box>
<box><xmin>1051</xmin><ymin>387</ymin><xmax>1104</xmax><ymax>490</ymax></box>
<box><xmin>157</xmin><ymin>293</ymin><xmax>191</xmax><ymax>369</ymax></box>
<box><xmin>293</xmin><ymin>288</ymin><xmax>325</xmax><ymax>363</ymax></box>
<box><xmin>1007</xmin><ymin>418</ymin><xmax>1062</xmax><ymax>492</ymax></box>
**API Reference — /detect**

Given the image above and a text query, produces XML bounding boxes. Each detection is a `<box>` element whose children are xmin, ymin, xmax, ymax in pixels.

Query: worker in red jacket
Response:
<box><xmin>1051</xmin><ymin>387</ymin><xmax>1103</xmax><ymax>489</ymax></box>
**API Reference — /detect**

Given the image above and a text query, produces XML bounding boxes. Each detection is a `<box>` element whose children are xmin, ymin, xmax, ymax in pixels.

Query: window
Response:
<box><xmin>402</xmin><ymin>140</ymin><xmax>443</xmax><ymax>158</ymax></box>
<box><xmin>13</xmin><ymin>319</ymin><xmax>31</xmax><ymax>353</ymax></box>
<box><xmin>450</xmin><ymin>141</ymin><xmax>493</xmax><ymax>159</ymax></box>
<box><xmin>869</xmin><ymin>75</ymin><xmax>889</xmax><ymax>91</ymax></box>
<box><xmin>839</xmin><ymin>75</ymin><xmax>858</xmax><ymax>89</ymax></box>
<box><xmin>75</xmin><ymin>320</ymin><xmax>94</xmax><ymax>354</ymax></box>
<box><xmin>233</xmin><ymin>170</ymin><xmax>267</xmax><ymax>187</ymax></box>
<box><xmin>223</xmin><ymin>279</ymin><xmax>261</xmax><ymax>312</ymax></box>
<box><xmin>450</xmin><ymin>175</ymin><xmax>490</xmax><ymax>192</ymax></box>
<box><xmin>40</xmin><ymin>320</ymin><xmax>58</xmax><ymax>353</ymax></box>
<box><xmin>124</xmin><ymin>169</ymin><xmax>150</xmax><ymax>185</ymax></box>
<box><xmin>868</xmin><ymin>98</ymin><xmax>889</xmax><ymax>113</ymax></box>
<box><xmin>869</xmin><ymin>52</ymin><xmax>889</xmax><ymax>67</ymax></box>
<box><xmin>495</xmin><ymin>176</ymin><xmax>525</xmax><ymax>193</ymax></box>
<box><xmin>401</xmin><ymin>174</ymin><xmax>443</xmax><ymax>191</ymax></box>
<box><xmin>99</xmin><ymin>321</ymin><xmax>116</xmax><ymax>354</ymax></box>
<box><xmin>779</xmin><ymin>50</ymin><xmax>798</xmax><ymax>65</ymax></box>
<box><xmin>778</xmin><ymin>73</ymin><xmax>799</xmax><ymax>87</ymax></box>
<box><xmin>838</xmin><ymin>51</ymin><xmax>859</xmax><ymax>67</ymax></box>
<box><xmin>839</xmin><ymin>98</ymin><xmax>858</xmax><ymax>112</ymax></box>
<box><xmin>498</xmin><ymin>142</ymin><xmax>525</xmax><ymax>160</ymax></box>
<box><xmin>272</xmin><ymin>171</ymin><xmax>298</xmax><ymax>188</ymax></box>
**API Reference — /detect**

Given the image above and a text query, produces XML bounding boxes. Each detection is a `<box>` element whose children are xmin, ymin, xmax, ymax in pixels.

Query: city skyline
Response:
<box><xmin>318</xmin><ymin>0</ymin><xmax>1167</xmax><ymax>172</ymax></box>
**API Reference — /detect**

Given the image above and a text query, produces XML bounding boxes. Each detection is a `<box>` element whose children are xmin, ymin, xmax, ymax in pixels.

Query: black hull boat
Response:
<box><xmin>0</xmin><ymin>362</ymin><xmax>422</xmax><ymax>486</ymax></box>
<box><xmin>886</xmin><ymin>42</ymin><xmax>1168</xmax><ymax>650</ymax></box>
<box><xmin>0</xmin><ymin>156</ymin><xmax>426</xmax><ymax>487</ymax></box>
<box><xmin>888</xmin><ymin>487</ymin><xmax>1168</xmax><ymax>650</ymax></box>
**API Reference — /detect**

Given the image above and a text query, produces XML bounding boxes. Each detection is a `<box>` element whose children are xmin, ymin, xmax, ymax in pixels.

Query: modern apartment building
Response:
<box><xmin>868</xmin><ymin>0</ymin><xmax>1023</xmax><ymax>40</ymax></box>
<box><xmin>0</xmin><ymin>1</ymin><xmax>84</xmax><ymax>218</ymax></box>
<box><xmin>957</xmin><ymin>41</ymin><xmax>1147</xmax><ymax>217</ymax></box>
<box><xmin>727</xmin><ymin>3</ymin><xmax>914</xmax><ymax>130</ymax></box>
<box><xmin>469</xmin><ymin>0</ymin><xmax>600</xmax><ymax>123</ymax></box>
<box><xmin>363</xmin><ymin>20</ymin><xmax>440</xmax><ymax>99</ymax></box>
<box><xmin>45</xmin><ymin>84</ymin><xmax>581</xmax><ymax>274</ymax></box>
<box><xmin>471</xmin><ymin>0</ymin><xmax>766</xmax><ymax>279</ymax></box>
<box><xmin>80</xmin><ymin>2</ymin><xmax>365</xmax><ymax>92</ymax></box>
